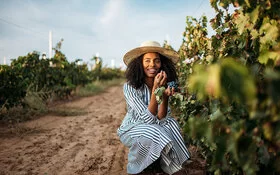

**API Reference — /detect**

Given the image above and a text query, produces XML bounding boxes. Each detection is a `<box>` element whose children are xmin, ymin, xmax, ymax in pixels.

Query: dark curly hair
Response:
<box><xmin>125</xmin><ymin>54</ymin><xmax>178</xmax><ymax>89</ymax></box>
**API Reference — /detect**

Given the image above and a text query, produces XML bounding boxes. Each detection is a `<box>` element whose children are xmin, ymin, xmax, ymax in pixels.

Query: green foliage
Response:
<box><xmin>173</xmin><ymin>0</ymin><xmax>280</xmax><ymax>174</ymax></box>
<box><xmin>0</xmin><ymin>41</ymin><xmax>124</xmax><ymax>111</ymax></box>
<box><xmin>0</xmin><ymin>64</ymin><xmax>26</xmax><ymax>108</ymax></box>
<box><xmin>154</xmin><ymin>87</ymin><xmax>166</xmax><ymax>104</ymax></box>
<box><xmin>0</xmin><ymin>51</ymin><xmax>91</xmax><ymax>109</ymax></box>
<box><xmin>95</xmin><ymin>67</ymin><xmax>124</xmax><ymax>81</ymax></box>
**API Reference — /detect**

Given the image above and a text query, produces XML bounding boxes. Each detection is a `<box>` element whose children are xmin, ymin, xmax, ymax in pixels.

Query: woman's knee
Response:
<box><xmin>147</xmin><ymin>124</ymin><xmax>165</xmax><ymax>133</ymax></box>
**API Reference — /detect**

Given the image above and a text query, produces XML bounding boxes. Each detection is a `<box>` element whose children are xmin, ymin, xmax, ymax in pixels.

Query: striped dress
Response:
<box><xmin>117</xmin><ymin>83</ymin><xmax>191</xmax><ymax>175</ymax></box>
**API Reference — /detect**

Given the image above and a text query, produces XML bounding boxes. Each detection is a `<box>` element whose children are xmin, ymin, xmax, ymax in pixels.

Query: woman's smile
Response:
<box><xmin>146</xmin><ymin>68</ymin><xmax>158</xmax><ymax>74</ymax></box>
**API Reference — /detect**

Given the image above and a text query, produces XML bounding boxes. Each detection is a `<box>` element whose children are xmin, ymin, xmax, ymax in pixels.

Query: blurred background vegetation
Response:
<box><xmin>0</xmin><ymin>39</ymin><xmax>124</xmax><ymax>122</ymax></box>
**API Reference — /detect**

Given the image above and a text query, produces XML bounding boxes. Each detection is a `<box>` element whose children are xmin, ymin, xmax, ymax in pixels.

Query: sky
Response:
<box><xmin>0</xmin><ymin>0</ymin><xmax>216</xmax><ymax>68</ymax></box>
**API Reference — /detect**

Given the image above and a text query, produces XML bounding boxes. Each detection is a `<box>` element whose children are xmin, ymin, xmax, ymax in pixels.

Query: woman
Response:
<box><xmin>117</xmin><ymin>41</ymin><xmax>190</xmax><ymax>175</ymax></box>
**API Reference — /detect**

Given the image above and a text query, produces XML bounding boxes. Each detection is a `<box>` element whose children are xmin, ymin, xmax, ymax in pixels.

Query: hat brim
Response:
<box><xmin>123</xmin><ymin>46</ymin><xmax>179</xmax><ymax>65</ymax></box>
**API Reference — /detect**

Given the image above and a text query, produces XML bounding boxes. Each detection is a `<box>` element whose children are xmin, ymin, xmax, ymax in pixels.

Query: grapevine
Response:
<box><xmin>154</xmin><ymin>81</ymin><xmax>179</xmax><ymax>104</ymax></box>
<box><xmin>174</xmin><ymin>0</ymin><xmax>280</xmax><ymax>174</ymax></box>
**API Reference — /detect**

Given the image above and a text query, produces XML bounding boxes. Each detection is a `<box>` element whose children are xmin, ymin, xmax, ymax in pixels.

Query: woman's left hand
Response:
<box><xmin>164</xmin><ymin>86</ymin><xmax>175</xmax><ymax>97</ymax></box>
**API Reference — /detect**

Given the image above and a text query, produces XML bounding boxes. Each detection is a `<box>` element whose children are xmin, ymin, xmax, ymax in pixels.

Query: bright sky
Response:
<box><xmin>0</xmin><ymin>0</ymin><xmax>216</xmax><ymax>68</ymax></box>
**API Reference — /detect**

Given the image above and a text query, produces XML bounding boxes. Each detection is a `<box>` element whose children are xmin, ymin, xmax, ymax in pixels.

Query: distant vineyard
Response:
<box><xmin>0</xmin><ymin>46</ymin><xmax>124</xmax><ymax>109</ymax></box>
<box><xmin>170</xmin><ymin>0</ymin><xmax>280</xmax><ymax>174</ymax></box>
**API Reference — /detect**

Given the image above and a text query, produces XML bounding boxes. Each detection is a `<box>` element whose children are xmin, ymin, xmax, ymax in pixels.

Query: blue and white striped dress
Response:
<box><xmin>117</xmin><ymin>83</ymin><xmax>191</xmax><ymax>175</ymax></box>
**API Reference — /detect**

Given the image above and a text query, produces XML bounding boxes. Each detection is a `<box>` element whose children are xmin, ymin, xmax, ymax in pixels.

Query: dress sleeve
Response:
<box><xmin>123</xmin><ymin>83</ymin><xmax>157</xmax><ymax>124</ymax></box>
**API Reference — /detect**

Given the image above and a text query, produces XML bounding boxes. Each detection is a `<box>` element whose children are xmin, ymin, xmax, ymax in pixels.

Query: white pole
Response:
<box><xmin>111</xmin><ymin>59</ymin><xmax>115</xmax><ymax>68</ymax></box>
<box><xmin>49</xmin><ymin>30</ymin><xmax>52</xmax><ymax>58</ymax></box>
<box><xmin>3</xmin><ymin>57</ymin><xmax>6</xmax><ymax>65</ymax></box>
<box><xmin>49</xmin><ymin>30</ymin><xmax>53</xmax><ymax>66</ymax></box>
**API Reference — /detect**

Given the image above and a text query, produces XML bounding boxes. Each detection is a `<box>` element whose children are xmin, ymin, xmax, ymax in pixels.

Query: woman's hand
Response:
<box><xmin>153</xmin><ymin>71</ymin><xmax>167</xmax><ymax>88</ymax></box>
<box><xmin>164</xmin><ymin>86</ymin><xmax>176</xmax><ymax>97</ymax></box>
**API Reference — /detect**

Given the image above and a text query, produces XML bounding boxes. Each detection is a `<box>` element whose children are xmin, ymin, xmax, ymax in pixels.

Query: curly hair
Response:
<box><xmin>125</xmin><ymin>54</ymin><xmax>178</xmax><ymax>89</ymax></box>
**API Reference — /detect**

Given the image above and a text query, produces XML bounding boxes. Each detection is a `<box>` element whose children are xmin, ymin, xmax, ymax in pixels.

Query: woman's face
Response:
<box><xmin>142</xmin><ymin>52</ymin><xmax>161</xmax><ymax>78</ymax></box>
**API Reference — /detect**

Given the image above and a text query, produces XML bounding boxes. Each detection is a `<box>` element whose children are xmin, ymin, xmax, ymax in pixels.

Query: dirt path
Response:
<box><xmin>0</xmin><ymin>85</ymin><xmax>128</xmax><ymax>175</ymax></box>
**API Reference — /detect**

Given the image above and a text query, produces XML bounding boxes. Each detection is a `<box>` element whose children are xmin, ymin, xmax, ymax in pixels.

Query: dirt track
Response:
<box><xmin>0</xmin><ymin>85</ymin><xmax>128</xmax><ymax>175</ymax></box>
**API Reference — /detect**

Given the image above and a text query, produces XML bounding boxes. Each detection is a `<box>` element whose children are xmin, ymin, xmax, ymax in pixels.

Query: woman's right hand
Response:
<box><xmin>154</xmin><ymin>71</ymin><xmax>167</xmax><ymax>88</ymax></box>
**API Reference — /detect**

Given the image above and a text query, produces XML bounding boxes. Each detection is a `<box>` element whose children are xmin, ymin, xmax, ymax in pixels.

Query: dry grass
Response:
<box><xmin>75</xmin><ymin>78</ymin><xmax>125</xmax><ymax>97</ymax></box>
<box><xmin>49</xmin><ymin>107</ymin><xmax>88</xmax><ymax>117</ymax></box>
<box><xmin>0</xmin><ymin>107</ymin><xmax>47</xmax><ymax>123</ymax></box>
<box><xmin>8</xmin><ymin>124</ymin><xmax>44</xmax><ymax>137</ymax></box>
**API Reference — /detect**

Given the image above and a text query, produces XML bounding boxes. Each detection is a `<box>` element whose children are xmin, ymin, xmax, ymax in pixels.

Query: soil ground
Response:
<box><xmin>0</xmin><ymin>85</ymin><xmax>205</xmax><ymax>175</ymax></box>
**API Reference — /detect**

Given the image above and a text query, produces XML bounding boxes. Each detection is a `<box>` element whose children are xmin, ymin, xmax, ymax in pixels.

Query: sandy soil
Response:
<box><xmin>0</xmin><ymin>85</ymin><xmax>205</xmax><ymax>175</ymax></box>
<box><xmin>0</xmin><ymin>85</ymin><xmax>128</xmax><ymax>175</ymax></box>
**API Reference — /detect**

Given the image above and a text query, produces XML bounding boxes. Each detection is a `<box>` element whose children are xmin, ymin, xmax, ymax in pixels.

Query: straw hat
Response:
<box><xmin>123</xmin><ymin>41</ymin><xmax>179</xmax><ymax>65</ymax></box>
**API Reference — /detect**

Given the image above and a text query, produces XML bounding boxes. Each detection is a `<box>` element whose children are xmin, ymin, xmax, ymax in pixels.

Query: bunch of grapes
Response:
<box><xmin>167</xmin><ymin>81</ymin><xmax>179</xmax><ymax>91</ymax></box>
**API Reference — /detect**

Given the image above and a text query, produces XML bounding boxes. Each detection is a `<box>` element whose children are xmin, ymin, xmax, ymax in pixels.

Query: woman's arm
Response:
<box><xmin>157</xmin><ymin>93</ymin><xmax>168</xmax><ymax>119</ymax></box>
<box><xmin>152</xmin><ymin>71</ymin><xmax>175</xmax><ymax>120</ymax></box>
<box><xmin>157</xmin><ymin>87</ymin><xmax>175</xmax><ymax>119</ymax></box>
<box><xmin>148</xmin><ymin>86</ymin><xmax>160</xmax><ymax>116</ymax></box>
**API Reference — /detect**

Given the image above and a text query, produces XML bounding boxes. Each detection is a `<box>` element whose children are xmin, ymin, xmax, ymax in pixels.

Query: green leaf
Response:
<box><xmin>220</xmin><ymin>58</ymin><xmax>256</xmax><ymax>103</ymax></box>
<box><xmin>258</xmin><ymin>145</ymin><xmax>270</xmax><ymax>165</ymax></box>
<box><xmin>210</xmin><ymin>108</ymin><xmax>224</xmax><ymax>120</ymax></box>
<box><xmin>263</xmin><ymin>122</ymin><xmax>273</xmax><ymax>141</ymax></box>
<box><xmin>258</xmin><ymin>51</ymin><xmax>280</xmax><ymax>65</ymax></box>
<box><xmin>205</xmin><ymin>64</ymin><xmax>221</xmax><ymax>97</ymax></box>
<box><xmin>245</xmin><ymin>0</ymin><xmax>251</xmax><ymax>7</ymax></box>
<box><xmin>234</xmin><ymin>11</ymin><xmax>249</xmax><ymax>34</ymax></box>
<box><xmin>188</xmin><ymin>64</ymin><xmax>208</xmax><ymax>100</ymax></box>
<box><xmin>186</xmin><ymin>117</ymin><xmax>210</xmax><ymax>139</ymax></box>
<box><xmin>154</xmin><ymin>86</ymin><xmax>166</xmax><ymax>104</ymax></box>
<box><xmin>259</xmin><ymin>18</ymin><xmax>279</xmax><ymax>45</ymax></box>
<box><xmin>249</xmin><ymin>6</ymin><xmax>259</xmax><ymax>24</ymax></box>
<box><xmin>250</xmin><ymin>29</ymin><xmax>259</xmax><ymax>39</ymax></box>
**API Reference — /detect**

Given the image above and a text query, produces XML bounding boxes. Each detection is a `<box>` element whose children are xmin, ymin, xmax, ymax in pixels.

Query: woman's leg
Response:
<box><xmin>120</xmin><ymin>124</ymin><xmax>173</xmax><ymax>175</ymax></box>
<box><xmin>159</xmin><ymin>117</ymin><xmax>190</xmax><ymax>175</ymax></box>
<box><xmin>160</xmin><ymin>117</ymin><xmax>190</xmax><ymax>161</ymax></box>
